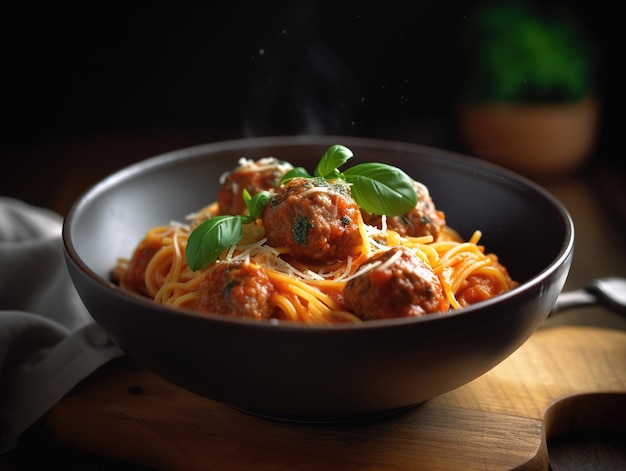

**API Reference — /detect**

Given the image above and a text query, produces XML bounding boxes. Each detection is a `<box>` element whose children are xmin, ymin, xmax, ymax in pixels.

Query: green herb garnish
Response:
<box><xmin>186</xmin><ymin>189</ymin><xmax>269</xmax><ymax>271</ymax></box>
<box><xmin>292</xmin><ymin>216</ymin><xmax>311</xmax><ymax>247</ymax></box>
<box><xmin>186</xmin><ymin>145</ymin><xmax>417</xmax><ymax>271</ymax></box>
<box><xmin>282</xmin><ymin>144</ymin><xmax>417</xmax><ymax>216</ymax></box>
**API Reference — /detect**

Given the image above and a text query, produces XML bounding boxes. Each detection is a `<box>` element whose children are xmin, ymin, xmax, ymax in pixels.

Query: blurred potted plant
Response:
<box><xmin>457</xmin><ymin>1</ymin><xmax>599</xmax><ymax>179</ymax></box>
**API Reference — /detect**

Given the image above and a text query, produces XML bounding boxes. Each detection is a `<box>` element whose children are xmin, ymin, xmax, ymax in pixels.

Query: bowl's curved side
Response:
<box><xmin>63</xmin><ymin>135</ymin><xmax>574</xmax><ymax>417</ymax></box>
<box><xmin>64</xmin><ymin>250</ymin><xmax>572</xmax><ymax>417</ymax></box>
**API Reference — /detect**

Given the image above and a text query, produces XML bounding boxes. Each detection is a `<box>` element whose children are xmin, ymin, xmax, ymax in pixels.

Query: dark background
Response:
<box><xmin>1</xmin><ymin>0</ymin><xmax>620</xmax><ymax>212</ymax></box>
<box><xmin>1</xmin><ymin>3</ymin><xmax>625</xmax><ymax>467</ymax></box>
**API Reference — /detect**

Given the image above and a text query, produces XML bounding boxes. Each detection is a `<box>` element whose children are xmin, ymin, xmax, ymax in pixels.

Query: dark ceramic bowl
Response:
<box><xmin>63</xmin><ymin>135</ymin><xmax>574</xmax><ymax>421</ymax></box>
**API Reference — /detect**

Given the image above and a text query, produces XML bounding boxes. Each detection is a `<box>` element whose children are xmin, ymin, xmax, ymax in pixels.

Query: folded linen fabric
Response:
<box><xmin>0</xmin><ymin>197</ymin><xmax>123</xmax><ymax>453</ymax></box>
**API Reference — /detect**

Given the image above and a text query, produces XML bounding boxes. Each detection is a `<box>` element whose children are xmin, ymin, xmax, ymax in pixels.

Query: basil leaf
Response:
<box><xmin>280</xmin><ymin>166</ymin><xmax>311</xmax><ymax>184</ymax></box>
<box><xmin>344</xmin><ymin>163</ymin><xmax>417</xmax><ymax>216</ymax></box>
<box><xmin>243</xmin><ymin>189</ymin><xmax>270</xmax><ymax>220</ymax></box>
<box><xmin>186</xmin><ymin>215</ymin><xmax>243</xmax><ymax>271</ymax></box>
<box><xmin>314</xmin><ymin>144</ymin><xmax>353</xmax><ymax>178</ymax></box>
<box><xmin>322</xmin><ymin>169</ymin><xmax>343</xmax><ymax>181</ymax></box>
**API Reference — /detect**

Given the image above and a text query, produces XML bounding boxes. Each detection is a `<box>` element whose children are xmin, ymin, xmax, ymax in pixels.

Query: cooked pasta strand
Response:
<box><xmin>113</xmin><ymin>192</ymin><xmax>516</xmax><ymax>323</ymax></box>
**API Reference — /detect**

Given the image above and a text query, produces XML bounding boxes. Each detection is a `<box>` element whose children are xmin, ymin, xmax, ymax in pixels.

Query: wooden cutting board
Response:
<box><xmin>41</xmin><ymin>325</ymin><xmax>626</xmax><ymax>470</ymax></box>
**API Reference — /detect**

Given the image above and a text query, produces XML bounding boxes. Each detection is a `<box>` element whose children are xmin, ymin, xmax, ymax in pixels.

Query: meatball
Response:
<box><xmin>218</xmin><ymin>157</ymin><xmax>293</xmax><ymax>215</ymax></box>
<box><xmin>344</xmin><ymin>246</ymin><xmax>448</xmax><ymax>320</ymax></box>
<box><xmin>361</xmin><ymin>181</ymin><xmax>446</xmax><ymax>238</ymax></box>
<box><xmin>456</xmin><ymin>260</ymin><xmax>519</xmax><ymax>307</ymax></box>
<box><xmin>197</xmin><ymin>262</ymin><xmax>277</xmax><ymax>320</ymax></box>
<box><xmin>117</xmin><ymin>236</ymin><xmax>163</xmax><ymax>296</ymax></box>
<box><xmin>262</xmin><ymin>177</ymin><xmax>364</xmax><ymax>262</ymax></box>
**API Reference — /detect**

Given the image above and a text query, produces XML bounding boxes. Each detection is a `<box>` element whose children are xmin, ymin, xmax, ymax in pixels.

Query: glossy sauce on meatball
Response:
<box><xmin>262</xmin><ymin>177</ymin><xmax>364</xmax><ymax>262</ymax></box>
<box><xmin>117</xmin><ymin>236</ymin><xmax>164</xmax><ymax>296</ymax></box>
<box><xmin>344</xmin><ymin>246</ymin><xmax>448</xmax><ymax>320</ymax></box>
<box><xmin>218</xmin><ymin>157</ymin><xmax>293</xmax><ymax>215</ymax></box>
<box><xmin>198</xmin><ymin>261</ymin><xmax>277</xmax><ymax>320</ymax></box>
<box><xmin>361</xmin><ymin>181</ymin><xmax>446</xmax><ymax>238</ymax></box>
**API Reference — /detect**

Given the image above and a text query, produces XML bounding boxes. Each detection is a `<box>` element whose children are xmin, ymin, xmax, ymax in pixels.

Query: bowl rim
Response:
<box><xmin>62</xmin><ymin>134</ymin><xmax>575</xmax><ymax>332</ymax></box>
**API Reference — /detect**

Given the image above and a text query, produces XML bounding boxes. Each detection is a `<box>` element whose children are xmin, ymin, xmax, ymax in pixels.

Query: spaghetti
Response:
<box><xmin>112</xmin><ymin>155</ymin><xmax>518</xmax><ymax>324</ymax></box>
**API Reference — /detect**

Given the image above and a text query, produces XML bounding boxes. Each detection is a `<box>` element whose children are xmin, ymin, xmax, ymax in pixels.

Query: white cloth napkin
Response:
<box><xmin>0</xmin><ymin>197</ymin><xmax>123</xmax><ymax>454</ymax></box>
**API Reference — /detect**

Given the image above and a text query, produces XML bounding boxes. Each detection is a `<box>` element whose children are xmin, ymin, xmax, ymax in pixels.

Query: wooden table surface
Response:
<box><xmin>1</xmin><ymin>132</ymin><xmax>625</xmax><ymax>470</ymax></box>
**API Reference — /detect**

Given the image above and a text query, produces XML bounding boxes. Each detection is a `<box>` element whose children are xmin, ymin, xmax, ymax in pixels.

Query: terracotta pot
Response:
<box><xmin>458</xmin><ymin>96</ymin><xmax>600</xmax><ymax>179</ymax></box>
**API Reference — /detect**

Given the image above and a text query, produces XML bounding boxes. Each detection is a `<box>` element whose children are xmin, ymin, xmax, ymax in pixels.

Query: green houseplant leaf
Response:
<box><xmin>463</xmin><ymin>1</ymin><xmax>595</xmax><ymax>104</ymax></box>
